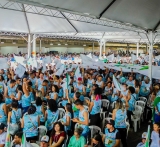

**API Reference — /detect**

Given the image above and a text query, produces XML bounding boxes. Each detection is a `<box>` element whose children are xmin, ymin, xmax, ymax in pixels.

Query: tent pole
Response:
<box><xmin>39</xmin><ymin>38</ymin><xmax>42</xmax><ymax>54</ymax></box>
<box><xmin>148</xmin><ymin>31</ymin><xmax>153</xmax><ymax>83</ymax></box>
<box><xmin>99</xmin><ymin>41</ymin><xmax>102</xmax><ymax>58</ymax></box>
<box><xmin>32</xmin><ymin>34</ymin><xmax>36</xmax><ymax>58</ymax></box>
<box><xmin>103</xmin><ymin>41</ymin><xmax>106</xmax><ymax>58</ymax></box>
<box><xmin>27</xmin><ymin>34</ymin><xmax>31</xmax><ymax>58</ymax></box>
<box><xmin>136</xmin><ymin>42</ymin><xmax>139</xmax><ymax>58</ymax></box>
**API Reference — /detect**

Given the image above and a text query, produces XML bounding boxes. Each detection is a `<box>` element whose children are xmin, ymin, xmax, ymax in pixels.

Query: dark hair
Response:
<box><xmin>55</xmin><ymin>75</ymin><xmax>59</xmax><ymax>80</ymax></box>
<box><xmin>28</xmin><ymin>81</ymin><xmax>32</xmax><ymax>86</ymax></box>
<box><xmin>36</xmin><ymin>97</ymin><xmax>42</xmax><ymax>106</ymax></box>
<box><xmin>12</xmin><ymin>100</ymin><xmax>18</xmax><ymax>108</ymax></box>
<box><xmin>28</xmin><ymin>105</ymin><xmax>36</xmax><ymax>114</ymax></box>
<box><xmin>93</xmin><ymin>84</ymin><xmax>98</xmax><ymax>88</ymax></box>
<box><xmin>128</xmin><ymin>86</ymin><xmax>135</xmax><ymax>94</ymax></box>
<box><xmin>74</xmin><ymin>99</ymin><xmax>83</xmax><ymax>106</ymax></box>
<box><xmin>50</xmin><ymin>122</ymin><xmax>64</xmax><ymax>137</ymax></box>
<box><xmin>48</xmin><ymin>99</ymin><xmax>58</xmax><ymax>112</ymax></box>
<box><xmin>75</xmin><ymin>92</ymin><xmax>80</xmax><ymax>99</ymax></box>
<box><xmin>16</xmin><ymin>85</ymin><xmax>23</xmax><ymax>93</ymax></box>
<box><xmin>0</xmin><ymin>75</ymin><xmax>4</xmax><ymax>81</ymax></box>
<box><xmin>66</xmin><ymin>103</ymin><xmax>73</xmax><ymax>119</ymax></box>
<box><xmin>135</xmin><ymin>79</ymin><xmax>140</xmax><ymax>87</ymax></box>
<box><xmin>52</xmin><ymin>85</ymin><xmax>59</xmax><ymax>93</ymax></box>
<box><xmin>93</xmin><ymin>133</ymin><xmax>105</xmax><ymax>147</ymax></box>
<box><xmin>94</xmin><ymin>87</ymin><xmax>102</xmax><ymax>95</ymax></box>
<box><xmin>74</xmin><ymin>127</ymin><xmax>83</xmax><ymax>136</ymax></box>
<box><xmin>0</xmin><ymin>93</ymin><xmax>3</xmax><ymax>103</ymax></box>
<box><xmin>15</xmin><ymin>131</ymin><xmax>23</xmax><ymax>138</ymax></box>
<box><xmin>10</xmin><ymin>79</ymin><xmax>16</xmax><ymax>84</ymax></box>
<box><xmin>43</xmin><ymin>80</ymin><xmax>49</xmax><ymax>84</ymax></box>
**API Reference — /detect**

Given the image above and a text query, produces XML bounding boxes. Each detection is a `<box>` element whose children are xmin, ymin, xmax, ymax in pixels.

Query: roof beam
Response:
<box><xmin>60</xmin><ymin>12</ymin><xmax>78</xmax><ymax>33</ymax></box>
<box><xmin>98</xmin><ymin>0</ymin><xmax>116</xmax><ymax>19</ymax></box>
<box><xmin>153</xmin><ymin>20</ymin><xmax>160</xmax><ymax>31</ymax></box>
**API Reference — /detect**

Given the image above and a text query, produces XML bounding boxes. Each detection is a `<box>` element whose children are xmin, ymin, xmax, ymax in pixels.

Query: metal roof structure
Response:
<box><xmin>0</xmin><ymin>0</ymin><xmax>160</xmax><ymax>43</ymax></box>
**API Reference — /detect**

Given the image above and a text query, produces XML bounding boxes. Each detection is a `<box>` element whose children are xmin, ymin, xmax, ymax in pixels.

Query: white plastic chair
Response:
<box><xmin>111</xmin><ymin>101</ymin><xmax>116</xmax><ymax>109</ymax></box>
<box><xmin>58</xmin><ymin>101</ymin><xmax>62</xmax><ymax>107</ymax></box>
<box><xmin>58</xmin><ymin>108</ymin><xmax>65</xmax><ymax>118</ymax></box>
<box><xmin>38</xmin><ymin>126</ymin><xmax>47</xmax><ymax>142</ymax></box>
<box><xmin>101</xmin><ymin>99</ymin><xmax>110</xmax><ymax>110</ymax></box>
<box><xmin>89</xmin><ymin>125</ymin><xmax>101</xmax><ymax>138</ymax></box>
<box><xmin>135</xmin><ymin>100</ymin><xmax>145</xmax><ymax>121</ymax></box>
<box><xmin>74</xmin><ymin>123</ymin><xmax>79</xmax><ymax>129</ymax></box>
<box><xmin>107</xmin><ymin>112</ymin><xmax>113</xmax><ymax>118</ymax></box>
<box><xmin>139</xmin><ymin>97</ymin><xmax>147</xmax><ymax>104</ymax></box>
<box><xmin>31</xmin><ymin>143</ymin><xmax>40</xmax><ymax>147</ymax></box>
<box><xmin>131</xmin><ymin>105</ymin><xmax>142</xmax><ymax>132</ymax></box>
<box><xmin>126</xmin><ymin>121</ymin><xmax>130</xmax><ymax>138</ymax></box>
<box><xmin>62</xmin><ymin>134</ymin><xmax>68</xmax><ymax>147</ymax></box>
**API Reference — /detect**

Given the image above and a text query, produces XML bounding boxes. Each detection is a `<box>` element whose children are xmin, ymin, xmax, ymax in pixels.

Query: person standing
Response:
<box><xmin>112</xmin><ymin>100</ymin><xmax>127</xmax><ymax>147</ymax></box>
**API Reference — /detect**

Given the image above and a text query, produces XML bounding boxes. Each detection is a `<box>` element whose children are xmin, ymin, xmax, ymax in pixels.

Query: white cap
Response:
<box><xmin>142</xmin><ymin>132</ymin><xmax>147</xmax><ymax>139</ymax></box>
<box><xmin>41</xmin><ymin>135</ymin><xmax>49</xmax><ymax>143</ymax></box>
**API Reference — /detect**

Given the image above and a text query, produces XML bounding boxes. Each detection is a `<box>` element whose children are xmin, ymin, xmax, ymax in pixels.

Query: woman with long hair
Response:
<box><xmin>60</xmin><ymin>103</ymin><xmax>73</xmax><ymax>136</ymax></box>
<box><xmin>21</xmin><ymin>105</ymin><xmax>40</xmax><ymax>143</ymax></box>
<box><xmin>34</xmin><ymin>97</ymin><xmax>45</xmax><ymax>125</ymax></box>
<box><xmin>49</xmin><ymin>122</ymin><xmax>66</xmax><ymax>147</ymax></box>
<box><xmin>91</xmin><ymin>133</ymin><xmax>105</xmax><ymax>147</ymax></box>
<box><xmin>86</xmin><ymin>87</ymin><xmax>102</xmax><ymax>127</ymax></box>
<box><xmin>112</xmin><ymin>99</ymin><xmax>128</xmax><ymax>147</ymax></box>
<box><xmin>45</xmin><ymin>99</ymin><xmax>59</xmax><ymax>136</ymax></box>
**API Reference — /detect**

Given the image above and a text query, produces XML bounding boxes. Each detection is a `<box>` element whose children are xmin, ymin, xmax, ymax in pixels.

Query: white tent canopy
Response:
<box><xmin>0</xmin><ymin>0</ymin><xmax>160</xmax><ymax>43</ymax></box>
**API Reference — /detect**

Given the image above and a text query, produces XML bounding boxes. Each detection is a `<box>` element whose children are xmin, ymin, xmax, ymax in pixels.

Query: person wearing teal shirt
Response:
<box><xmin>72</xmin><ymin>99</ymin><xmax>89</xmax><ymax>138</ymax></box>
<box><xmin>21</xmin><ymin>105</ymin><xmax>40</xmax><ymax>143</ymax></box>
<box><xmin>68</xmin><ymin>127</ymin><xmax>86</xmax><ymax>147</ymax></box>
<box><xmin>102</xmin><ymin>119</ymin><xmax>120</xmax><ymax>147</ymax></box>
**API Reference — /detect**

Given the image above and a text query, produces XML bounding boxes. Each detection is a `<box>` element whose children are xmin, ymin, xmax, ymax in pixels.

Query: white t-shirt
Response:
<box><xmin>0</xmin><ymin>132</ymin><xmax>6</xmax><ymax>145</ymax></box>
<box><xmin>15</xmin><ymin>142</ymin><xmax>33</xmax><ymax>147</ymax></box>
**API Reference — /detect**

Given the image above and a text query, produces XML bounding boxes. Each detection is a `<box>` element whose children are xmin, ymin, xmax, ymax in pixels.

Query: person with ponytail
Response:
<box><xmin>112</xmin><ymin>99</ymin><xmax>128</xmax><ymax>147</ymax></box>
<box><xmin>86</xmin><ymin>87</ymin><xmax>102</xmax><ymax>127</ymax></box>
<box><xmin>91</xmin><ymin>133</ymin><xmax>105</xmax><ymax>147</ymax></box>
<box><xmin>21</xmin><ymin>105</ymin><xmax>40</xmax><ymax>143</ymax></box>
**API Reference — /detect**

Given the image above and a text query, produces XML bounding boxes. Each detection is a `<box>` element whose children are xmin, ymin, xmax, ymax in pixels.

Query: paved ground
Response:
<box><xmin>127</xmin><ymin>121</ymin><xmax>149</xmax><ymax>147</ymax></box>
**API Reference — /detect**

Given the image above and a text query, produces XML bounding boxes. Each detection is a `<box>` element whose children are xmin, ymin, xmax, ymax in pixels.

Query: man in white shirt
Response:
<box><xmin>13</xmin><ymin>132</ymin><xmax>33</xmax><ymax>147</ymax></box>
<box><xmin>0</xmin><ymin>123</ymin><xmax>6</xmax><ymax>147</ymax></box>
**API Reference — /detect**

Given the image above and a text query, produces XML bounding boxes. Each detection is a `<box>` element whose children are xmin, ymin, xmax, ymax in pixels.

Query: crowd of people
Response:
<box><xmin>0</xmin><ymin>52</ymin><xmax>159</xmax><ymax>147</ymax></box>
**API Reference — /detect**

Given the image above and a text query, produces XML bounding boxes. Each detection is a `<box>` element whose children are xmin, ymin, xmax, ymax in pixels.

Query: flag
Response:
<box><xmin>144</xmin><ymin>125</ymin><xmax>150</xmax><ymax>147</ymax></box>
<box><xmin>139</xmin><ymin>66</ymin><xmax>149</xmax><ymax>70</ymax></box>
<box><xmin>55</xmin><ymin>65</ymin><xmax>64</xmax><ymax>76</ymax></box>
<box><xmin>113</xmin><ymin>75</ymin><xmax>122</xmax><ymax>91</ymax></box>
<box><xmin>15</xmin><ymin>64</ymin><xmax>26</xmax><ymax>78</ymax></box>
<box><xmin>5</xmin><ymin>125</ymin><xmax>11</xmax><ymax>147</ymax></box>
<box><xmin>21</xmin><ymin>132</ymin><xmax>26</xmax><ymax>147</ymax></box>
<box><xmin>66</xmin><ymin>73</ymin><xmax>71</xmax><ymax>89</ymax></box>
<box><xmin>75</xmin><ymin>66</ymin><xmax>81</xmax><ymax>79</ymax></box>
<box><xmin>106</xmin><ymin>54</ymin><xmax>114</xmax><ymax>62</ymax></box>
<box><xmin>152</xmin><ymin>96</ymin><xmax>160</xmax><ymax>122</ymax></box>
<box><xmin>0</xmin><ymin>58</ymin><xmax>9</xmax><ymax>69</ymax></box>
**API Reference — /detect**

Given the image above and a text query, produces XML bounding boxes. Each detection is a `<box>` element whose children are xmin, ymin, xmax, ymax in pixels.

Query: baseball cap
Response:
<box><xmin>142</xmin><ymin>132</ymin><xmax>147</xmax><ymax>139</ymax></box>
<box><xmin>106</xmin><ymin>119</ymin><xmax>115</xmax><ymax>126</ymax></box>
<box><xmin>41</xmin><ymin>135</ymin><xmax>49</xmax><ymax>143</ymax></box>
<box><xmin>78</xmin><ymin>77</ymin><xmax>82</xmax><ymax>81</ymax></box>
<box><xmin>0</xmin><ymin>123</ymin><xmax>5</xmax><ymax>130</ymax></box>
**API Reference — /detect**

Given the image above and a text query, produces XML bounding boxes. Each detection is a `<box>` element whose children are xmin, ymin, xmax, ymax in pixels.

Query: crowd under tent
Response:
<box><xmin>0</xmin><ymin>0</ymin><xmax>160</xmax><ymax>80</ymax></box>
